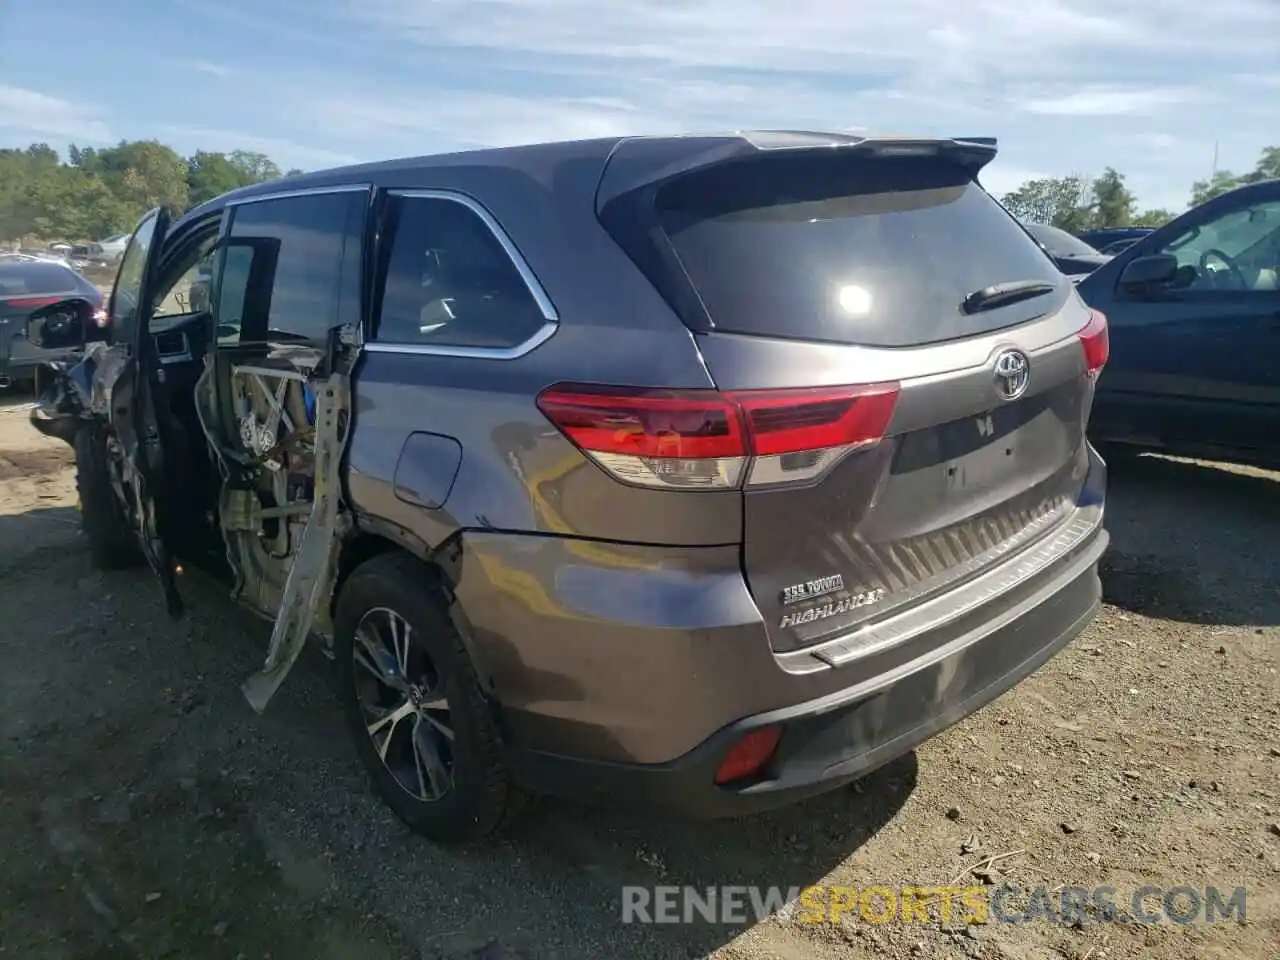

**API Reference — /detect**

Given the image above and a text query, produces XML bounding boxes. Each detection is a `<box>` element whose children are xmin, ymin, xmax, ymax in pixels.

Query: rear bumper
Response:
<box><xmin>505</xmin><ymin>522</ymin><xmax>1105</xmax><ymax>818</ymax></box>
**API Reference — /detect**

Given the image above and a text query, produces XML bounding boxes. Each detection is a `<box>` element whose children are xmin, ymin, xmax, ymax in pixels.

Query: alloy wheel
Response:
<box><xmin>351</xmin><ymin>606</ymin><xmax>455</xmax><ymax>802</ymax></box>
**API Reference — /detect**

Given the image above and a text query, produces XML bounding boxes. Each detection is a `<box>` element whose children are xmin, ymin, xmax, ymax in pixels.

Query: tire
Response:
<box><xmin>74</xmin><ymin>424</ymin><xmax>144</xmax><ymax>570</ymax></box>
<box><xmin>334</xmin><ymin>551</ymin><xmax>523</xmax><ymax>842</ymax></box>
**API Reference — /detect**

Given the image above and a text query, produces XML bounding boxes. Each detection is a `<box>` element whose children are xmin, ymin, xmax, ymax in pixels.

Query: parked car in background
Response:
<box><xmin>0</xmin><ymin>249</ymin><xmax>76</xmax><ymax>269</ymax></box>
<box><xmin>72</xmin><ymin>234</ymin><xmax>130</xmax><ymax>265</ymax></box>
<box><xmin>28</xmin><ymin>131</ymin><xmax>1109</xmax><ymax>842</ymax></box>
<box><xmin>1021</xmin><ymin>222</ymin><xmax>1111</xmax><ymax>280</ymax></box>
<box><xmin>1096</xmin><ymin>237</ymin><xmax>1142</xmax><ymax>256</ymax></box>
<box><xmin>1078</xmin><ymin>178</ymin><xmax>1280</xmax><ymax>466</ymax></box>
<box><xmin>1077</xmin><ymin>226</ymin><xmax>1155</xmax><ymax>250</ymax></box>
<box><xmin>0</xmin><ymin>259</ymin><xmax>105</xmax><ymax>388</ymax></box>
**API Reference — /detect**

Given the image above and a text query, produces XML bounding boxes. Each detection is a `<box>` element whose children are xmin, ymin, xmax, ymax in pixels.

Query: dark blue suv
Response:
<box><xmin>1078</xmin><ymin>180</ymin><xmax>1280</xmax><ymax>466</ymax></box>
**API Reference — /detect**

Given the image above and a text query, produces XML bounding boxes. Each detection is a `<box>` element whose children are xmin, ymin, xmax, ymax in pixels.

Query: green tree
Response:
<box><xmin>999</xmin><ymin>175</ymin><xmax>1092</xmax><ymax>231</ymax></box>
<box><xmin>1251</xmin><ymin>146</ymin><xmax>1280</xmax><ymax>181</ymax></box>
<box><xmin>226</xmin><ymin>149</ymin><xmax>282</xmax><ymax>183</ymax></box>
<box><xmin>1189</xmin><ymin>169</ymin><xmax>1246</xmax><ymax>207</ymax></box>
<box><xmin>1136</xmin><ymin>208</ymin><xmax>1176</xmax><ymax>228</ymax></box>
<box><xmin>187</xmin><ymin>149</ymin><xmax>287</xmax><ymax>206</ymax></box>
<box><xmin>187</xmin><ymin>151</ymin><xmax>252</xmax><ymax>206</ymax></box>
<box><xmin>0</xmin><ymin>138</ymin><xmax>295</xmax><ymax>243</ymax></box>
<box><xmin>1088</xmin><ymin>167</ymin><xmax>1137</xmax><ymax>228</ymax></box>
<box><xmin>1188</xmin><ymin>146</ymin><xmax>1280</xmax><ymax>208</ymax></box>
<box><xmin>94</xmin><ymin>140</ymin><xmax>190</xmax><ymax>215</ymax></box>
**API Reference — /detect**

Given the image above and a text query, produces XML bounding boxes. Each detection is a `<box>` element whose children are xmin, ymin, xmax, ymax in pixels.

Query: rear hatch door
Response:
<box><xmin>624</xmin><ymin>143</ymin><xmax>1106</xmax><ymax>654</ymax></box>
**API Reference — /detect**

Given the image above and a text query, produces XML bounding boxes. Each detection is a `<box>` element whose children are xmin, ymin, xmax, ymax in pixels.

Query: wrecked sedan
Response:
<box><xmin>0</xmin><ymin>258</ymin><xmax>106</xmax><ymax>389</ymax></box>
<box><xmin>28</xmin><ymin>132</ymin><xmax>1110</xmax><ymax>843</ymax></box>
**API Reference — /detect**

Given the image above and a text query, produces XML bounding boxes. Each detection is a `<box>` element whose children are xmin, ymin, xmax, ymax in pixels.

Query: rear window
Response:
<box><xmin>652</xmin><ymin>154</ymin><xmax>1066</xmax><ymax>347</ymax></box>
<box><xmin>0</xmin><ymin>261</ymin><xmax>81</xmax><ymax>297</ymax></box>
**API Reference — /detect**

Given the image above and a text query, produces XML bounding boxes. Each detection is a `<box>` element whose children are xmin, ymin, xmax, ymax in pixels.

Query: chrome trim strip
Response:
<box><xmin>786</xmin><ymin>504</ymin><xmax>1103</xmax><ymax>670</ymax></box>
<box><xmin>358</xmin><ymin>188</ymin><xmax>559</xmax><ymax>361</ymax></box>
<box><xmin>224</xmin><ymin>183</ymin><xmax>372</xmax><ymax>207</ymax></box>
<box><xmin>363</xmin><ymin>320</ymin><xmax>558</xmax><ymax>360</ymax></box>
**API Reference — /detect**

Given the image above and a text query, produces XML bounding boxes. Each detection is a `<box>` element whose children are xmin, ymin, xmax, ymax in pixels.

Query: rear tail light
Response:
<box><xmin>714</xmin><ymin>725</ymin><xmax>782</xmax><ymax>785</ymax></box>
<box><xmin>536</xmin><ymin>381</ymin><xmax>900</xmax><ymax>490</ymax></box>
<box><xmin>1077</xmin><ymin>309</ymin><xmax>1108</xmax><ymax>376</ymax></box>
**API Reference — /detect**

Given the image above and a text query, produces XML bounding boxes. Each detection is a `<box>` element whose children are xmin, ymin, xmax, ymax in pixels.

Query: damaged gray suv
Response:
<box><xmin>27</xmin><ymin>132</ymin><xmax>1110</xmax><ymax>842</ymax></box>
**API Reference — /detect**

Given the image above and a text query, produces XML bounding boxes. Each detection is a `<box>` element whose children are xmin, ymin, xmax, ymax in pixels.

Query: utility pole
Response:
<box><xmin>1211</xmin><ymin>140</ymin><xmax>1219</xmax><ymax>179</ymax></box>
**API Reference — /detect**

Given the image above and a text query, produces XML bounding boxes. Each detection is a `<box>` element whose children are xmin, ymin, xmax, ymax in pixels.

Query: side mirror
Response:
<box><xmin>1119</xmin><ymin>254</ymin><xmax>1178</xmax><ymax>296</ymax></box>
<box><xmin>26</xmin><ymin>297</ymin><xmax>95</xmax><ymax>350</ymax></box>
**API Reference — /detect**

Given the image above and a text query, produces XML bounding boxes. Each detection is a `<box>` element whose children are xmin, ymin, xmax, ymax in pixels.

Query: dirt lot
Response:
<box><xmin>0</xmin><ymin>391</ymin><xmax>1277</xmax><ymax>960</ymax></box>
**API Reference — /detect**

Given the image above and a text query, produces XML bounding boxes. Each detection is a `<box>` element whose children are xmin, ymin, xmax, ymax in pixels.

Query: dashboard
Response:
<box><xmin>150</xmin><ymin>311</ymin><xmax>211</xmax><ymax>390</ymax></box>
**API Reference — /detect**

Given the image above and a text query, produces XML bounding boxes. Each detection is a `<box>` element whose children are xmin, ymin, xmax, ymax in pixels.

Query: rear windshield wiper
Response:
<box><xmin>961</xmin><ymin>279</ymin><xmax>1057</xmax><ymax>315</ymax></box>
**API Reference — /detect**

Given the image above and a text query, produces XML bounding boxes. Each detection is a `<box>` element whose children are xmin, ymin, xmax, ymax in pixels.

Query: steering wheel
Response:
<box><xmin>1198</xmin><ymin>248</ymin><xmax>1247</xmax><ymax>289</ymax></box>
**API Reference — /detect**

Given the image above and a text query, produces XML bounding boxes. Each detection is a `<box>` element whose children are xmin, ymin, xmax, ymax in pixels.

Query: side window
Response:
<box><xmin>373</xmin><ymin>195</ymin><xmax>549</xmax><ymax>349</ymax></box>
<box><xmin>1155</xmin><ymin>197</ymin><xmax>1280</xmax><ymax>292</ymax></box>
<box><xmin>217</xmin><ymin>189</ymin><xmax>365</xmax><ymax>344</ymax></box>
<box><xmin>214</xmin><ymin>246</ymin><xmax>254</xmax><ymax>344</ymax></box>
<box><xmin>154</xmin><ymin>238</ymin><xmax>218</xmax><ymax>317</ymax></box>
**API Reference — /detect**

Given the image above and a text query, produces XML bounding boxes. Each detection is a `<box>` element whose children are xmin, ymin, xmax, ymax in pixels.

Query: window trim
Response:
<box><xmin>151</xmin><ymin>226</ymin><xmax>221</xmax><ymax>320</ymax></box>
<box><xmin>364</xmin><ymin>188</ymin><xmax>559</xmax><ymax>360</ymax></box>
<box><xmin>223</xmin><ymin>183</ymin><xmax>373</xmax><ymax>208</ymax></box>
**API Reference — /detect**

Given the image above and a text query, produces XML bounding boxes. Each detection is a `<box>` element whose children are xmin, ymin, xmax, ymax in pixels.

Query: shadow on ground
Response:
<box><xmin>5</xmin><ymin>446</ymin><xmax>1274</xmax><ymax>959</ymax></box>
<box><xmin>0</xmin><ymin>503</ymin><xmax>912</xmax><ymax>960</ymax></box>
<box><xmin>0</xmin><ymin>505</ymin><xmax>80</xmax><ymax>577</ymax></box>
<box><xmin>1101</xmin><ymin>452</ymin><xmax>1280</xmax><ymax>626</ymax></box>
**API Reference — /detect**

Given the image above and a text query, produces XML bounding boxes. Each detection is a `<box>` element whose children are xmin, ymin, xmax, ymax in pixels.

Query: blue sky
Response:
<box><xmin>1</xmin><ymin>0</ymin><xmax>1277</xmax><ymax>212</ymax></box>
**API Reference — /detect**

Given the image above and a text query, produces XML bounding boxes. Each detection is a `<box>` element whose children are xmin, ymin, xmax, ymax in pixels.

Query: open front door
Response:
<box><xmin>182</xmin><ymin>185</ymin><xmax>368</xmax><ymax>711</ymax></box>
<box><xmin>107</xmin><ymin>206</ymin><xmax>185</xmax><ymax>618</ymax></box>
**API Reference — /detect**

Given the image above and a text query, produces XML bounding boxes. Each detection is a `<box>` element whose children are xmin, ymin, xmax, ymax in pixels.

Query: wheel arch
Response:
<box><xmin>333</xmin><ymin>517</ymin><xmax>489</xmax><ymax>687</ymax></box>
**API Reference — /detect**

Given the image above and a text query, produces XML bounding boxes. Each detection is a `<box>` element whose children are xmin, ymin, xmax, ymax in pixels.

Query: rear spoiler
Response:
<box><xmin>596</xmin><ymin>132</ymin><xmax>999</xmax><ymax>211</ymax></box>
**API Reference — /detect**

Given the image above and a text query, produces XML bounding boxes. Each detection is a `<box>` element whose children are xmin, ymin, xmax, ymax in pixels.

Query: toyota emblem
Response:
<box><xmin>992</xmin><ymin>348</ymin><xmax>1030</xmax><ymax>401</ymax></box>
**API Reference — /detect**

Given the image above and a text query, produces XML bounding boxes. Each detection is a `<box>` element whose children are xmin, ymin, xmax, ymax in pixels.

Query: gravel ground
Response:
<box><xmin>0</xmin><ymin>390</ymin><xmax>1277</xmax><ymax>960</ymax></box>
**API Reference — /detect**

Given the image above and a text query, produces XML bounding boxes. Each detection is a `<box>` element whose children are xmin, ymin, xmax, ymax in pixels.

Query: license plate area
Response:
<box><xmin>938</xmin><ymin>396</ymin><xmax>1046</xmax><ymax>497</ymax></box>
<box><xmin>946</xmin><ymin>411</ymin><xmax>1016</xmax><ymax>494</ymax></box>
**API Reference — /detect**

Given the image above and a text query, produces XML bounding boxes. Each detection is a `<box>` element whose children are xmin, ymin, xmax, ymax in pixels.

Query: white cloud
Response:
<box><xmin>1017</xmin><ymin>86</ymin><xmax>1198</xmax><ymax>117</ymax></box>
<box><xmin>344</xmin><ymin>0</ymin><xmax>1140</xmax><ymax>75</ymax></box>
<box><xmin>187</xmin><ymin>60</ymin><xmax>232</xmax><ymax>78</ymax></box>
<box><xmin>30</xmin><ymin>0</ymin><xmax>1262</xmax><ymax>215</ymax></box>
<box><xmin>342</xmin><ymin>0</ymin><xmax>1280</xmax><ymax>77</ymax></box>
<box><xmin>0</xmin><ymin>85</ymin><xmax>113</xmax><ymax>143</ymax></box>
<box><xmin>311</xmin><ymin>93</ymin><xmax>671</xmax><ymax>151</ymax></box>
<box><xmin>297</xmin><ymin>0</ymin><xmax>1275</xmax><ymax>213</ymax></box>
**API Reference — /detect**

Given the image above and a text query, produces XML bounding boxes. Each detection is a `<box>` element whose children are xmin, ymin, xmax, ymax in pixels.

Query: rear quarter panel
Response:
<box><xmin>343</xmin><ymin>154</ymin><xmax>743</xmax><ymax>552</ymax></box>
